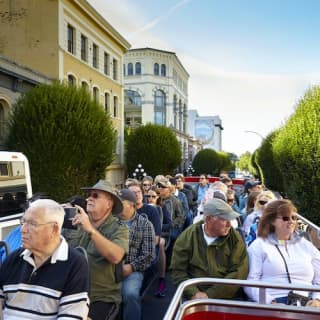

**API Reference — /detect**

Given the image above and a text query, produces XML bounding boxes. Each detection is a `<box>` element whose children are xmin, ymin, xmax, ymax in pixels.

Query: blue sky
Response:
<box><xmin>88</xmin><ymin>0</ymin><xmax>320</xmax><ymax>156</ymax></box>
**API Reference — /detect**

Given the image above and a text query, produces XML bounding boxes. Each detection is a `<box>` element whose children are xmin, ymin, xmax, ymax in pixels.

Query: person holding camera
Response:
<box><xmin>0</xmin><ymin>199</ymin><xmax>90</xmax><ymax>319</ymax></box>
<box><xmin>244</xmin><ymin>199</ymin><xmax>320</xmax><ymax>307</ymax></box>
<box><xmin>69</xmin><ymin>180</ymin><xmax>129</xmax><ymax>320</ymax></box>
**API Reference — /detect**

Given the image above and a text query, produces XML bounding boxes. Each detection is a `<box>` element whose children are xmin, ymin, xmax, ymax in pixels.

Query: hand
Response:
<box><xmin>122</xmin><ymin>264</ymin><xmax>133</xmax><ymax>278</ymax></box>
<box><xmin>72</xmin><ymin>205</ymin><xmax>92</xmax><ymax>233</ymax></box>
<box><xmin>306</xmin><ymin>299</ymin><xmax>320</xmax><ymax>308</ymax></box>
<box><xmin>191</xmin><ymin>291</ymin><xmax>208</xmax><ymax>300</ymax></box>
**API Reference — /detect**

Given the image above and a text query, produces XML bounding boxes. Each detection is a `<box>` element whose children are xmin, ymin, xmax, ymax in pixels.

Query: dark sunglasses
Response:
<box><xmin>145</xmin><ymin>195</ymin><xmax>157</xmax><ymax>199</ymax></box>
<box><xmin>88</xmin><ymin>192</ymin><xmax>99</xmax><ymax>199</ymax></box>
<box><xmin>258</xmin><ymin>200</ymin><xmax>268</xmax><ymax>206</ymax></box>
<box><xmin>157</xmin><ymin>184</ymin><xmax>167</xmax><ymax>188</ymax></box>
<box><xmin>143</xmin><ymin>183</ymin><xmax>151</xmax><ymax>187</ymax></box>
<box><xmin>276</xmin><ymin>215</ymin><xmax>298</xmax><ymax>222</ymax></box>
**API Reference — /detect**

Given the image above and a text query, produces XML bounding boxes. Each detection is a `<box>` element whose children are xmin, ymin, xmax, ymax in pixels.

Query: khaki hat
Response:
<box><xmin>81</xmin><ymin>180</ymin><xmax>123</xmax><ymax>214</ymax></box>
<box><xmin>156</xmin><ymin>177</ymin><xmax>171</xmax><ymax>188</ymax></box>
<box><xmin>203</xmin><ymin>198</ymin><xmax>239</xmax><ymax>221</ymax></box>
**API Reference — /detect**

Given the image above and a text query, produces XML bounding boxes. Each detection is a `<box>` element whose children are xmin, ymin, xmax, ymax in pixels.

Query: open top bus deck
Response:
<box><xmin>163</xmin><ymin>278</ymin><xmax>320</xmax><ymax>320</ymax></box>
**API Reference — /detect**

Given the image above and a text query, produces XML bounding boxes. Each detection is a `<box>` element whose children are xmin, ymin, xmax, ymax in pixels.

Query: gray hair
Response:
<box><xmin>29</xmin><ymin>199</ymin><xmax>65</xmax><ymax>232</ymax></box>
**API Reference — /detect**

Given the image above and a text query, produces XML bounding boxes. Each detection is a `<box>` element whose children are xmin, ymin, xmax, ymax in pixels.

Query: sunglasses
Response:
<box><xmin>258</xmin><ymin>200</ymin><xmax>268</xmax><ymax>206</ymax></box>
<box><xmin>157</xmin><ymin>184</ymin><xmax>167</xmax><ymax>188</ymax></box>
<box><xmin>145</xmin><ymin>195</ymin><xmax>157</xmax><ymax>199</ymax></box>
<box><xmin>276</xmin><ymin>215</ymin><xmax>298</xmax><ymax>222</ymax></box>
<box><xmin>88</xmin><ymin>192</ymin><xmax>99</xmax><ymax>199</ymax></box>
<box><xmin>143</xmin><ymin>183</ymin><xmax>151</xmax><ymax>187</ymax></box>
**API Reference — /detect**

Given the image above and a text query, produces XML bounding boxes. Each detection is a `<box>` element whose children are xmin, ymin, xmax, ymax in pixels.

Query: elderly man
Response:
<box><xmin>71</xmin><ymin>180</ymin><xmax>129</xmax><ymax>320</ymax></box>
<box><xmin>170</xmin><ymin>198</ymin><xmax>248</xmax><ymax>300</ymax></box>
<box><xmin>118</xmin><ymin>189</ymin><xmax>155</xmax><ymax>320</ymax></box>
<box><xmin>0</xmin><ymin>199</ymin><xmax>90</xmax><ymax>319</ymax></box>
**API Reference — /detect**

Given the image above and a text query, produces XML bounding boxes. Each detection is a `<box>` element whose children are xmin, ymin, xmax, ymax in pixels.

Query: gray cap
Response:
<box><xmin>118</xmin><ymin>189</ymin><xmax>136</xmax><ymax>204</ymax></box>
<box><xmin>81</xmin><ymin>180</ymin><xmax>123</xmax><ymax>215</ymax></box>
<box><xmin>203</xmin><ymin>198</ymin><xmax>240</xmax><ymax>221</ymax></box>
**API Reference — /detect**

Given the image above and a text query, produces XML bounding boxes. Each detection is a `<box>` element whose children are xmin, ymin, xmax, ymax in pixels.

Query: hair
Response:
<box><xmin>125</xmin><ymin>178</ymin><xmax>140</xmax><ymax>188</ymax></box>
<box><xmin>142</xmin><ymin>176</ymin><xmax>153</xmax><ymax>183</ymax></box>
<box><xmin>245</xmin><ymin>191</ymin><xmax>261</xmax><ymax>215</ymax></box>
<box><xmin>29</xmin><ymin>199</ymin><xmax>65</xmax><ymax>232</ymax></box>
<box><xmin>257</xmin><ymin>199</ymin><xmax>297</xmax><ymax>238</ymax></box>
<box><xmin>254</xmin><ymin>190</ymin><xmax>276</xmax><ymax>211</ymax></box>
<box><xmin>220</xmin><ymin>176</ymin><xmax>232</xmax><ymax>184</ymax></box>
<box><xmin>199</xmin><ymin>174</ymin><xmax>208</xmax><ymax>179</ymax></box>
<box><xmin>209</xmin><ymin>181</ymin><xmax>228</xmax><ymax>194</ymax></box>
<box><xmin>175</xmin><ymin>173</ymin><xmax>185</xmax><ymax>182</ymax></box>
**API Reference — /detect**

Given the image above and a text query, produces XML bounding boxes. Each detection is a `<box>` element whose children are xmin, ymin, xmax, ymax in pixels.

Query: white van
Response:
<box><xmin>0</xmin><ymin>151</ymin><xmax>32</xmax><ymax>239</ymax></box>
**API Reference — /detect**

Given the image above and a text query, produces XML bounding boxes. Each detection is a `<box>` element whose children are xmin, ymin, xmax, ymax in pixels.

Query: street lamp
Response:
<box><xmin>187</xmin><ymin>164</ymin><xmax>195</xmax><ymax>176</ymax></box>
<box><xmin>132</xmin><ymin>163</ymin><xmax>147</xmax><ymax>181</ymax></box>
<box><xmin>244</xmin><ymin>130</ymin><xmax>265</xmax><ymax>140</ymax></box>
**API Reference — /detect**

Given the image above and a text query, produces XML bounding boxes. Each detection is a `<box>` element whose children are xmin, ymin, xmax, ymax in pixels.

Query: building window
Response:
<box><xmin>114</xmin><ymin>96</ymin><xmax>118</xmax><ymax>117</ymax></box>
<box><xmin>135</xmin><ymin>62</ymin><xmax>141</xmax><ymax>75</ymax></box>
<box><xmin>128</xmin><ymin>63</ymin><xmax>133</xmax><ymax>76</ymax></box>
<box><xmin>154</xmin><ymin>63</ymin><xmax>159</xmax><ymax>76</ymax></box>
<box><xmin>104</xmin><ymin>92</ymin><xmax>110</xmax><ymax>113</ymax></box>
<box><xmin>161</xmin><ymin>64</ymin><xmax>166</xmax><ymax>77</ymax></box>
<box><xmin>81</xmin><ymin>81</ymin><xmax>89</xmax><ymax>92</ymax></box>
<box><xmin>179</xmin><ymin>99</ymin><xmax>182</xmax><ymax>131</ymax></box>
<box><xmin>93</xmin><ymin>87</ymin><xmax>99</xmax><ymax>103</ymax></box>
<box><xmin>68</xmin><ymin>74</ymin><xmax>76</xmax><ymax>87</ymax></box>
<box><xmin>123</xmin><ymin>64</ymin><xmax>126</xmax><ymax>76</ymax></box>
<box><xmin>92</xmin><ymin>43</ymin><xmax>99</xmax><ymax>69</ymax></box>
<box><xmin>67</xmin><ymin>24</ymin><xmax>75</xmax><ymax>54</ymax></box>
<box><xmin>104</xmin><ymin>52</ymin><xmax>110</xmax><ymax>75</ymax></box>
<box><xmin>113</xmin><ymin>59</ymin><xmax>118</xmax><ymax>80</ymax></box>
<box><xmin>125</xmin><ymin>90</ymin><xmax>141</xmax><ymax>107</ymax></box>
<box><xmin>0</xmin><ymin>102</ymin><xmax>5</xmax><ymax>139</ymax></box>
<box><xmin>154</xmin><ymin>90</ymin><xmax>166</xmax><ymax>125</ymax></box>
<box><xmin>183</xmin><ymin>104</ymin><xmax>187</xmax><ymax>133</ymax></box>
<box><xmin>173</xmin><ymin>95</ymin><xmax>177</xmax><ymax>128</ymax></box>
<box><xmin>80</xmin><ymin>34</ymin><xmax>88</xmax><ymax>62</ymax></box>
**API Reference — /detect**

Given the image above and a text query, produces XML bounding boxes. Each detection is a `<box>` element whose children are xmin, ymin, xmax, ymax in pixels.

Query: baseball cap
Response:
<box><xmin>203</xmin><ymin>198</ymin><xmax>240</xmax><ymax>220</ymax></box>
<box><xmin>118</xmin><ymin>189</ymin><xmax>137</xmax><ymax>204</ymax></box>
<box><xmin>245</xmin><ymin>180</ymin><xmax>262</xmax><ymax>189</ymax></box>
<box><xmin>157</xmin><ymin>177</ymin><xmax>171</xmax><ymax>188</ymax></box>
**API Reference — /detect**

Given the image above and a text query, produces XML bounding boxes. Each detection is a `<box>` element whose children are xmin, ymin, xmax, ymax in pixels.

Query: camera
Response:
<box><xmin>63</xmin><ymin>207</ymin><xmax>78</xmax><ymax>229</ymax></box>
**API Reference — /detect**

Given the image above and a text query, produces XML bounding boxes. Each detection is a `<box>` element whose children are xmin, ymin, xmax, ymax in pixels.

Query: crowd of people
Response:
<box><xmin>0</xmin><ymin>171</ymin><xmax>320</xmax><ymax>320</ymax></box>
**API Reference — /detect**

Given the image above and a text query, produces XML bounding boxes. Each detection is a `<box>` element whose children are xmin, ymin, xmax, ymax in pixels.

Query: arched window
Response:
<box><xmin>154</xmin><ymin>90</ymin><xmax>166</xmax><ymax>125</ymax></box>
<box><xmin>135</xmin><ymin>62</ymin><xmax>141</xmax><ymax>75</ymax></box>
<box><xmin>161</xmin><ymin>64</ymin><xmax>166</xmax><ymax>77</ymax></box>
<box><xmin>125</xmin><ymin>90</ymin><xmax>141</xmax><ymax>107</ymax></box>
<box><xmin>81</xmin><ymin>81</ymin><xmax>89</xmax><ymax>92</ymax></box>
<box><xmin>114</xmin><ymin>96</ymin><xmax>118</xmax><ymax>117</ymax></box>
<box><xmin>0</xmin><ymin>102</ymin><xmax>5</xmax><ymax>139</ymax></box>
<box><xmin>173</xmin><ymin>95</ymin><xmax>177</xmax><ymax>128</ymax></box>
<box><xmin>128</xmin><ymin>63</ymin><xmax>133</xmax><ymax>76</ymax></box>
<box><xmin>93</xmin><ymin>87</ymin><xmax>99</xmax><ymax>104</ymax></box>
<box><xmin>68</xmin><ymin>74</ymin><xmax>76</xmax><ymax>87</ymax></box>
<box><xmin>154</xmin><ymin>63</ymin><xmax>159</xmax><ymax>76</ymax></box>
<box><xmin>105</xmin><ymin>92</ymin><xmax>110</xmax><ymax>113</ymax></box>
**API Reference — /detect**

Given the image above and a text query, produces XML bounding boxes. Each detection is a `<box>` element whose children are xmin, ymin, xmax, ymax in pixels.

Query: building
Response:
<box><xmin>0</xmin><ymin>0</ymin><xmax>130</xmax><ymax>186</ymax></box>
<box><xmin>123</xmin><ymin>47</ymin><xmax>192</xmax><ymax>170</ymax></box>
<box><xmin>188</xmin><ymin>110</ymin><xmax>223</xmax><ymax>151</ymax></box>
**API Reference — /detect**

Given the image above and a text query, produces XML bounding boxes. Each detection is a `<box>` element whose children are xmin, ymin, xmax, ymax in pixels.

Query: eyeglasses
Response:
<box><xmin>258</xmin><ymin>200</ymin><xmax>268</xmax><ymax>206</ymax></box>
<box><xmin>88</xmin><ymin>192</ymin><xmax>99</xmax><ymax>199</ymax></box>
<box><xmin>20</xmin><ymin>218</ymin><xmax>56</xmax><ymax>229</ymax></box>
<box><xmin>143</xmin><ymin>184</ymin><xmax>151</xmax><ymax>187</ymax></box>
<box><xmin>157</xmin><ymin>184</ymin><xmax>167</xmax><ymax>189</ymax></box>
<box><xmin>276</xmin><ymin>215</ymin><xmax>298</xmax><ymax>222</ymax></box>
<box><xmin>145</xmin><ymin>195</ymin><xmax>157</xmax><ymax>199</ymax></box>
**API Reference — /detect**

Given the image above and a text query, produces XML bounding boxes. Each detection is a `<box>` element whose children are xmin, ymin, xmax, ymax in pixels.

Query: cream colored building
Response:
<box><xmin>124</xmin><ymin>47</ymin><xmax>193</xmax><ymax>171</ymax></box>
<box><xmin>0</xmin><ymin>0</ymin><xmax>130</xmax><ymax>186</ymax></box>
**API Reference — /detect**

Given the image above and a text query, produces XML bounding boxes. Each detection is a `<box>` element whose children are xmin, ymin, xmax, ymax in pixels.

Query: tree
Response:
<box><xmin>237</xmin><ymin>151</ymin><xmax>255</xmax><ymax>173</ymax></box>
<box><xmin>192</xmin><ymin>148</ymin><xmax>221</xmax><ymax>176</ymax></box>
<box><xmin>5</xmin><ymin>82</ymin><xmax>117</xmax><ymax>201</ymax></box>
<box><xmin>125</xmin><ymin>124</ymin><xmax>181</xmax><ymax>177</ymax></box>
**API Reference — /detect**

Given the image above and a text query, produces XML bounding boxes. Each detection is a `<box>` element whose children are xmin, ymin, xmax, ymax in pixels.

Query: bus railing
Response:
<box><xmin>163</xmin><ymin>278</ymin><xmax>320</xmax><ymax>320</ymax></box>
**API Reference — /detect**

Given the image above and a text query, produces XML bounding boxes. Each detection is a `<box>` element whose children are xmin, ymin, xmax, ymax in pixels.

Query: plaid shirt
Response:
<box><xmin>124</xmin><ymin>213</ymin><xmax>156</xmax><ymax>272</ymax></box>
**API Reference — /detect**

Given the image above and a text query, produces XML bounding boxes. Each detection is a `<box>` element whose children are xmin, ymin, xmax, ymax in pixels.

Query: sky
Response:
<box><xmin>88</xmin><ymin>0</ymin><xmax>320</xmax><ymax>156</ymax></box>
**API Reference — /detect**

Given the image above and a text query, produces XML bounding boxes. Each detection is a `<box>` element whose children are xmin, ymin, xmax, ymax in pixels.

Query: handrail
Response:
<box><xmin>163</xmin><ymin>277</ymin><xmax>320</xmax><ymax>320</ymax></box>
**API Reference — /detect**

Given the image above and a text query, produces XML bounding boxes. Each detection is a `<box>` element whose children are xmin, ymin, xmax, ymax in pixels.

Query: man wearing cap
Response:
<box><xmin>70</xmin><ymin>180</ymin><xmax>129</xmax><ymax>320</ymax></box>
<box><xmin>239</xmin><ymin>180</ymin><xmax>263</xmax><ymax>212</ymax></box>
<box><xmin>170</xmin><ymin>198</ymin><xmax>248</xmax><ymax>300</ymax></box>
<box><xmin>118</xmin><ymin>189</ymin><xmax>155</xmax><ymax>320</ymax></box>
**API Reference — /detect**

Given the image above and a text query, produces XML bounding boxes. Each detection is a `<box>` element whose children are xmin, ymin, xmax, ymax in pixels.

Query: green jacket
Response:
<box><xmin>170</xmin><ymin>221</ymin><xmax>248</xmax><ymax>299</ymax></box>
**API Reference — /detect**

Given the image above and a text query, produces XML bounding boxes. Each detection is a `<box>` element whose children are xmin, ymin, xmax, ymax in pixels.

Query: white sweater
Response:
<box><xmin>244</xmin><ymin>233</ymin><xmax>320</xmax><ymax>303</ymax></box>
